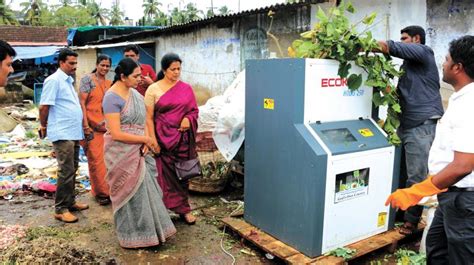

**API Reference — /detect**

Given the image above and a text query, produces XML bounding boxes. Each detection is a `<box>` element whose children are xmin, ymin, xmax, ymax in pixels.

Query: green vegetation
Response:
<box><xmin>395</xmin><ymin>248</ymin><xmax>426</xmax><ymax>265</ymax></box>
<box><xmin>0</xmin><ymin>0</ymin><xmax>19</xmax><ymax>25</ymax></box>
<box><xmin>25</xmin><ymin>130</ymin><xmax>37</xmax><ymax>139</ymax></box>
<box><xmin>108</xmin><ymin>0</ymin><xmax>124</xmax><ymax>26</ymax></box>
<box><xmin>26</xmin><ymin>226</ymin><xmax>78</xmax><ymax>240</ymax></box>
<box><xmin>6</xmin><ymin>0</ymin><xmax>231</xmax><ymax>27</ymax></box>
<box><xmin>326</xmin><ymin>247</ymin><xmax>357</xmax><ymax>260</ymax></box>
<box><xmin>25</xmin><ymin>223</ymin><xmax>112</xmax><ymax>241</ymax></box>
<box><xmin>288</xmin><ymin>1</ymin><xmax>403</xmax><ymax>144</ymax></box>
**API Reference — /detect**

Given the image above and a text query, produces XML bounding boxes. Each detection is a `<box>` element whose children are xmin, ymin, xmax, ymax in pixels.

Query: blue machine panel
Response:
<box><xmin>245</xmin><ymin>59</ymin><xmax>329</xmax><ymax>257</ymax></box>
<box><xmin>310</xmin><ymin>119</ymin><xmax>390</xmax><ymax>155</ymax></box>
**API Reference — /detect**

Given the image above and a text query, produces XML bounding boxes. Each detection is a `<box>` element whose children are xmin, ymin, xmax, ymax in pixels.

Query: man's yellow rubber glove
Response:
<box><xmin>385</xmin><ymin>176</ymin><xmax>447</xmax><ymax>210</ymax></box>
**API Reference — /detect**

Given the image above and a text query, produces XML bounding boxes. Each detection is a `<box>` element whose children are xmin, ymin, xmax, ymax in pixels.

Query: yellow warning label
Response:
<box><xmin>359</xmin><ymin>128</ymin><xmax>374</xmax><ymax>137</ymax></box>
<box><xmin>264</xmin><ymin>98</ymin><xmax>274</xmax><ymax>110</ymax></box>
<box><xmin>377</xmin><ymin>212</ymin><xmax>387</xmax><ymax>227</ymax></box>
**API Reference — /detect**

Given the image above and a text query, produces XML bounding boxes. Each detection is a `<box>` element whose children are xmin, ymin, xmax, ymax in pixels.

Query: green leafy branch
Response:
<box><xmin>288</xmin><ymin>1</ymin><xmax>403</xmax><ymax>145</ymax></box>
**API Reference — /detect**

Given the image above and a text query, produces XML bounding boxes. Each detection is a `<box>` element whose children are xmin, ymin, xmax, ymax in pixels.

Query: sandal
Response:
<box><xmin>96</xmin><ymin>196</ymin><xmax>111</xmax><ymax>206</ymax></box>
<box><xmin>399</xmin><ymin>222</ymin><xmax>417</xmax><ymax>235</ymax></box>
<box><xmin>180</xmin><ymin>213</ymin><xmax>197</xmax><ymax>225</ymax></box>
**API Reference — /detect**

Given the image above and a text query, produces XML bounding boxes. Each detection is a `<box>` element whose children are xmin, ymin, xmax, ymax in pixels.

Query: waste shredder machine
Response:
<box><xmin>244</xmin><ymin>58</ymin><xmax>400</xmax><ymax>257</ymax></box>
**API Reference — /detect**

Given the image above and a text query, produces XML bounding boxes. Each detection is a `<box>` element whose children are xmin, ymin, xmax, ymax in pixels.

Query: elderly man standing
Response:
<box><xmin>386</xmin><ymin>35</ymin><xmax>474</xmax><ymax>264</ymax></box>
<box><xmin>0</xmin><ymin>40</ymin><xmax>16</xmax><ymax>87</ymax></box>
<box><xmin>378</xmin><ymin>26</ymin><xmax>444</xmax><ymax>235</ymax></box>
<box><xmin>39</xmin><ymin>48</ymin><xmax>88</xmax><ymax>223</ymax></box>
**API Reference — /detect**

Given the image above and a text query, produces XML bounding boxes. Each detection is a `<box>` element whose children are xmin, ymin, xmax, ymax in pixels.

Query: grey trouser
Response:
<box><xmin>398</xmin><ymin>123</ymin><xmax>436</xmax><ymax>224</ymax></box>
<box><xmin>52</xmin><ymin>140</ymin><xmax>80</xmax><ymax>214</ymax></box>
<box><xmin>427</xmin><ymin>191</ymin><xmax>474</xmax><ymax>264</ymax></box>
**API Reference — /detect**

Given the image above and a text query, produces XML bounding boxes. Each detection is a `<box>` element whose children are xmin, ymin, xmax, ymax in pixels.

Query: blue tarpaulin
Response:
<box><xmin>13</xmin><ymin>46</ymin><xmax>62</xmax><ymax>60</ymax></box>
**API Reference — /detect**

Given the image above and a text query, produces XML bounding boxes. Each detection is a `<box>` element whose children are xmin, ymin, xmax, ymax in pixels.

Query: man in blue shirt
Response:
<box><xmin>378</xmin><ymin>26</ymin><xmax>444</xmax><ymax>235</ymax></box>
<box><xmin>39</xmin><ymin>48</ymin><xmax>89</xmax><ymax>223</ymax></box>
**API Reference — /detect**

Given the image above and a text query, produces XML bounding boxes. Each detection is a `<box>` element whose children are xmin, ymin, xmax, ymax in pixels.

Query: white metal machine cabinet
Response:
<box><xmin>244</xmin><ymin>58</ymin><xmax>399</xmax><ymax>257</ymax></box>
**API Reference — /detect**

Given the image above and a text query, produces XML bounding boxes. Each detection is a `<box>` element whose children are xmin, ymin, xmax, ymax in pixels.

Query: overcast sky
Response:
<box><xmin>9</xmin><ymin>0</ymin><xmax>286</xmax><ymax>21</ymax></box>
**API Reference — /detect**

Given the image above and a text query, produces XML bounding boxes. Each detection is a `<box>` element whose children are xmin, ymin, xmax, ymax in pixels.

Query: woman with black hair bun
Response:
<box><xmin>145</xmin><ymin>53</ymin><xmax>199</xmax><ymax>225</ymax></box>
<box><xmin>102</xmin><ymin>58</ymin><xmax>176</xmax><ymax>248</ymax></box>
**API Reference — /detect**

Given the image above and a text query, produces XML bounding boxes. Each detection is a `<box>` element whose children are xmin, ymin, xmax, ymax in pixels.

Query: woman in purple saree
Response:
<box><xmin>145</xmin><ymin>53</ymin><xmax>199</xmax><ymax>224</ymax></box>
<box><xmin>103</xmin><ymin>58</ymin><xmax>176</xmax><ymax>248</ymax></box>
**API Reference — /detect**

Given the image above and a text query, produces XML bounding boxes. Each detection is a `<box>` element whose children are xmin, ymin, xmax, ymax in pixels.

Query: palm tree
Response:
<box><xmin>183</xmin><ymin>3</ymin><xmax>202</xmax><ymax>22</ymax></box>
<box><xmin>170</xmin><ymin>7</ymin><xmax>185</xmax><ymax>25</ymax></box>
<box><xmin>206</xmin><ymin>9</ymin><xmax>214</xmax><ymax>18</ymax></box>
<box><xmin>0</xmin><ymin>0</ymin><xmax>19</xmax><ymax>25</ymax></box>
<box><xmin>152</xmin><ymin>10</ymin><xmax>168</xmax><ymax>26</ymax></box>
<box><xmin>20</xmin><ymin>0</ymin><xmax>45</xmax><ymax>26</ymax></box>
<box><xmin>142</xmin><ymin>0</ymin><xmax>161</xmax><ymax>21</ymax></box>
<box><xmin>87</xmin><ymin>1</ymin><xmax>109</xmax><ymax>26</ymax></box>
<box><xmin>218</xmin><ymin>6</ymin><xmax>231</xmax><ymax>15</ymax></box>
<box><xmin>109</xmin><ymin>0</ymin><xmax>123</xmax><ymax>25</ymax></box>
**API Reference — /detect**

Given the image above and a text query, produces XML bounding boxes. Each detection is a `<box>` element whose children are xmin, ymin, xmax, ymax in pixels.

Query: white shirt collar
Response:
<box><xmin>451</xmin><ymin>82</ymin><xmax>474</xmax><ymax>101</ymax></box>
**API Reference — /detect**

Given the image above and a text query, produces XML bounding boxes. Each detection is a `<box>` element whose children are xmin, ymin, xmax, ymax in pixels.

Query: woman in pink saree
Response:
<box><xmin>103</xmin><ymin>58</ymin><xmax>176</xmax><ymax>248</ymax></box>
<box><xmin>145</xmin><ymin>53</ymin><xmax>199</xmax><ymax>224</ymax></box>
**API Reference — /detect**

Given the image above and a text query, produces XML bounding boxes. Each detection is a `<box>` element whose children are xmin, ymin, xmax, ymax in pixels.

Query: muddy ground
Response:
<box><xmin>0</xmin><ymin>180</ymin><xmax>422</xmax><ymax>264</ymax></box>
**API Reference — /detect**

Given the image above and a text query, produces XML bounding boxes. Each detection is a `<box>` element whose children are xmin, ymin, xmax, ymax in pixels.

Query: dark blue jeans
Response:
<box><xmin>426</xmin><ymin>191</ymin><xmax>474</xmax><ymax>264</ymax></box>
<box><xmin>398</xmin><ymin>123</ymin><xmax>436</xmax><ymax>224</ymax></box>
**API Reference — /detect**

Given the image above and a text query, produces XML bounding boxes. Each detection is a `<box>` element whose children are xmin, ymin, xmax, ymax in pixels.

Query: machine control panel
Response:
<box><xmin>310</xmin><ymin>119</ymin><xmax>390</xmax><ymax>155</ymax></box>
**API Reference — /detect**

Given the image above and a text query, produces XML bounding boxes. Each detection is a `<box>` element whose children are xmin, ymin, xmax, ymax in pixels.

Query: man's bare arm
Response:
<box><xmin>432</xmin><ymin>151</ymin><xmax>474</xmax><ymax>189</ymax></box>
<box><xmin>39</xmin><ymin>105</ymin><xmax>50</xmax><ymax>127</ymax></box>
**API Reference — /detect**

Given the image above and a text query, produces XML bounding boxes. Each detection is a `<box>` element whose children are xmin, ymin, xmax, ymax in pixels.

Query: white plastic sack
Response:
<box><xmin>198</xmin><ymin>95</ymin><xmax>225</xmax><ymax>133</ymax></box>
<box><xmin>9</xmin><ymin>124</ymin><xmax>26</xmax><ymax>139</ymax></box>
<box><xmin>213</xmin><ymin>70</ymin><xmax>245</xmax><ymax>162</ymax></box>
<box><xmin>419</xmin><ymin>195</ymin><xmax>439</xmax><ymax>254</ymax></box>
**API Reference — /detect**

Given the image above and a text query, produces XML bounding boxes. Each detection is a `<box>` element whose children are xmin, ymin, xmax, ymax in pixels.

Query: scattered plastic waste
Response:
<box><xmin>0</xmin><ymin>103</ymin><xmax>91</xmax><ymax>199</ymax></box>
<box><xmin>265</xmin><ymin>253</ymin><xmax>275</xmax><ymax>260</ymax></box>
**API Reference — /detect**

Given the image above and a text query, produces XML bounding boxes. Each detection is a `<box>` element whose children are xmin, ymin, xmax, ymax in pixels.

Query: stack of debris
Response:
<box><xmin>0</xmin><ymin>102</ymin><xmax>90</xmax><ymax>201</ymax></box>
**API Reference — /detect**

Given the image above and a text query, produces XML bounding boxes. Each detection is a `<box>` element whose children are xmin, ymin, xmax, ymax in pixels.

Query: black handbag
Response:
<box><xmin>174</xmin><ymin>130</ymin><xmax>201</xmax><ymax>181</ymax></box>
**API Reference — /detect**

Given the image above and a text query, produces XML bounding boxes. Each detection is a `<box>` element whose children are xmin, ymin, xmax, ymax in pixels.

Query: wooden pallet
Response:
<box><xmin>222</xmin><ymin>217</ymin><xmax>424</xmax><ymax>264</ymax></box>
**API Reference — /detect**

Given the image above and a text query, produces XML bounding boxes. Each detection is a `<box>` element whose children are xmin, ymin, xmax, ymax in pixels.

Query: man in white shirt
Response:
<box><xmin>386</xmin><ymin>35</ymin><xmax>474</xmax><ymax>264</ymax></box>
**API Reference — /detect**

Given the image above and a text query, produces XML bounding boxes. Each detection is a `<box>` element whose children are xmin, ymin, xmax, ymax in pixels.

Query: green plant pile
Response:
<box><xmin>395</xmin><ymin>248</ymin><xmax>426</xmax><ymax>265</ymax></box>
<box><xmin>288</xmin><ymin>1</ymin><xmax>403</xmax><ymax>145</ymax></box>
<box><xmin>201</xmin><ymin>161</ymin><xmax>230</xmax><ymax>180</ymax></box>
<box><xmin>325</xmin><ymin>247</ymin><xmax>357</xmax><ymax>260</ymax></box>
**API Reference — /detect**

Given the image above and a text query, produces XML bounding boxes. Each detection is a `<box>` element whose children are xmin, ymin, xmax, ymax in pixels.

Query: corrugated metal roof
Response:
<box><xmin>70</xmin><ymin>40</ymin><xmax>154</xmax><ymax>50</ymax></box>
<box><xmin>88</xmin><ymin>0</ymin><xmax>326</xmax><ymax>45</ymax></box>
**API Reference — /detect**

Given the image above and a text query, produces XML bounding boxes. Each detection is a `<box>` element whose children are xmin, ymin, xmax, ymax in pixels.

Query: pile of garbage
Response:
<box><xmin>0</xmin><ymin>224</ymin><xmax>27</xmax><ymax>250</ymax></box>
<box><xmin>0</xmin><ymin>102</ymin><xmax>90</xmax><ymax>200</ymax></box>
<box><xmin>1</xmin><ymin>237</ymin><xmax>111</xmax><ymax>263</ymax></box>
